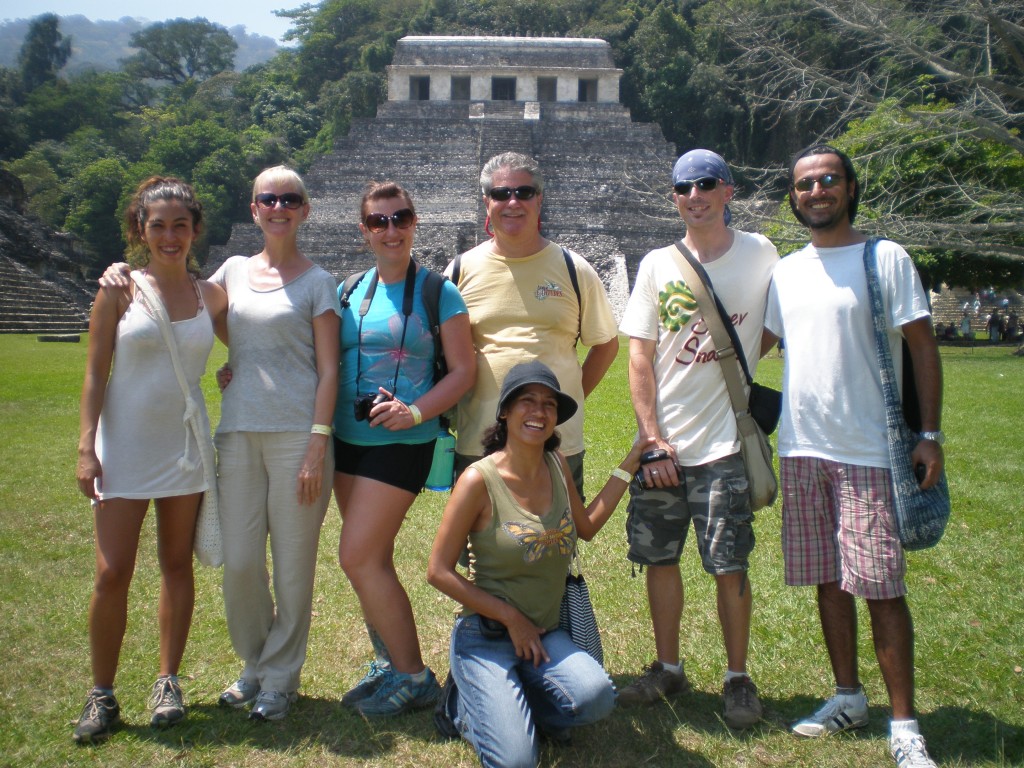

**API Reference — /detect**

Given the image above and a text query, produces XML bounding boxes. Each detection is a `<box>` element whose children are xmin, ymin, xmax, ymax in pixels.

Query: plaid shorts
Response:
<box><xmin>780</xmin><ymin>456</ymin><xmax>906</xmax><ymax>600</ymax></box>
<box><xmin>625</xmin><ymin>452</ymin><xmax>754</xmax><ymax>574</ymax></box>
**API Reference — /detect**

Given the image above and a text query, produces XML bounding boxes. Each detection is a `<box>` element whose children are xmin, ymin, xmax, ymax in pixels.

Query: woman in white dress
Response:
<box><xmin>75</xmin><ymin>177</ymin><xmax>227</xmax><ymax>743</ymax></box>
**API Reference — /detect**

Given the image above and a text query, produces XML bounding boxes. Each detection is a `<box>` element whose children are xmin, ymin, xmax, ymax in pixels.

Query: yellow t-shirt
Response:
<box><xmin>449</xmin><ymin>241</ymin><xmax>618</xmax><ymax>456</ymax></box>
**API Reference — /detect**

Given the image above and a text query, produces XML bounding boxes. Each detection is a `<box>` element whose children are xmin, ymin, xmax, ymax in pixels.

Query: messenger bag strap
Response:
<box><xmin>668</xmin><ymin>241</ymin><xmax>751</xmax><ymax>419</ymax></box>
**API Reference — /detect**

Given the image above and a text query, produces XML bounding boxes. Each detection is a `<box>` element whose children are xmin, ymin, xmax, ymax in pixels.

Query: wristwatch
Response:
<box><xmin>919</xmin><ymin>430</ymin><xmax>945</xmax><ymax>445</ymax></box>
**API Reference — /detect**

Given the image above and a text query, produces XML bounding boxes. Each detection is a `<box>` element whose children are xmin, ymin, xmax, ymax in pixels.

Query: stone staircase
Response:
<box><xmin>211</xmin><ymin>99</ymin><xmax>682</xmax><ymax>293</ymax></box>
<box><xmin>0</xmin><ymin>253</ymin><xmax>91</xmax><ymax>335</ymax></box>
<box><xmin>930</xmin><ymin>284</ymin><xmax>1023</xmax><ymax>338</ymax></box>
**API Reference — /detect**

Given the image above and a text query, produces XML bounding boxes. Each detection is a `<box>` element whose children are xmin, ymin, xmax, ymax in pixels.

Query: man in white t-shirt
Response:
<box><xmin>618</xmin><ymin>150</ymin><xmax>778</xmax><ymax>729</ymax></box>
<box><xmin>762</xmin><ymin>145</ymin><xmax>944</xmax><ymax>768</ymax></box>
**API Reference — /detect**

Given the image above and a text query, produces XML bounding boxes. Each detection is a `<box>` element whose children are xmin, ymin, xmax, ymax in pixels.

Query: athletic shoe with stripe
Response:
<box><xmin>356</xmin><ymin>667</ymin><xmax>440</xmax><ymax>717</ymax></box>
<box><xmin>791</xmin><ymin>691</ymin><xmax>869</xmax><ymax>737</ymax></box>
<box><xmin>890</xmin><ymin>734</ymin><xmax>938</xmax><ymax>768</ymax></box>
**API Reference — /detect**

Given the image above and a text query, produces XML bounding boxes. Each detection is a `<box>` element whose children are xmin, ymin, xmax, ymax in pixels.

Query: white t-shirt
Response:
<box><xmin>764</xmin><ymin>239</ymin><xmax>931</xmax><ymax>467</ymax></box>
<box><xmin>619</xmin><ymin>231</ymin><xmax>778</xmax><ymax>465</ymax></box>
<box><xmin>211</xmin><ymin>256</ymin><xmax>341</xmax><ymax>434</ymax></box>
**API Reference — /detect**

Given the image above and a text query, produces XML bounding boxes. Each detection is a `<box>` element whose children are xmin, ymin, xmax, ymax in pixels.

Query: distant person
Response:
<box><xmin>959</xmin><ymin>311</ymin><xmax>972</xmax><ymax>339</ymax></box>
<box><xmin>617</xmin><ymin>149</ymin><xmax>777</xmax><ymax>728</ymax></box>
<box><xmin>763</xmin><ymin>144</ymin><xmax>944</xmax><ymax>768</ymax></box>
<box><xmin>333</xmin><ymin>182</ymin><xmax>475</xmax><ymax>716</ymax></box>
<box><xmin>988</xmin><ymin>310</ymin><xmax>1002</xmax><ymax>342</ymax></box>
<box><xmin>445</xmin><ymin>152</ymin><xmax>619</xmax><ymax>498</ymax></box>
<box><xmin>74</xmin><ymin>177</ymin><xmax>227</xmax><ymax>743</ymax></box>
<box><xmin>427</xmin><ymin>360</ymin><xmax>647</xmax><ymax>768</ymax></box>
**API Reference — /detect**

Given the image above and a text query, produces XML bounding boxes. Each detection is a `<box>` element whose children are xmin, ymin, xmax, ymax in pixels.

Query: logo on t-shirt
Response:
<box><xmin>502</xmin><ymin>509</ymin><xmax>575</xmax><ymax>562</ymax></box>
<box><xmin>534</xmin><ymin>281</ymin><xmax>566</xmax><ymax>301</ymax></box>
<box><xmin>659</xmin><ymin>280</ymin><xmax>699</xmax><ymax>331</ymax></box>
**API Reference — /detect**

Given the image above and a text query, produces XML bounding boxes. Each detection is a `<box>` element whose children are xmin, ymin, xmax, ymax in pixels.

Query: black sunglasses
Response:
<box><xmin>487</xmin><ymin>185</ymin><xmax>538</xmax><ymax>202</ymax></box>
<box><xmin>254</xmin><ymin>192</ymin><xmax>305</xmax><ymax>209</ymax></box>
<box><xmin>792</xmin><ymin>173</ymin><xmax>845</xmax><ymax>192</ymax></box>
<box><xmin>364</xmin><ymin>208</ymin><xmax>415</xmax><ymax>233</ymax></box>
<box><xmin>673</xmin><ymin>177</ymin><xmax>719</xmax><ymax>196</ymax></box>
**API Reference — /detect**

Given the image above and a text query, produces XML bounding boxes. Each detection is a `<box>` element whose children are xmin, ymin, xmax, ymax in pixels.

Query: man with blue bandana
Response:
<box><xmin>618</xmin><ymin>150</ymin><xmax>778</xmax><ymax>728</ymax></box>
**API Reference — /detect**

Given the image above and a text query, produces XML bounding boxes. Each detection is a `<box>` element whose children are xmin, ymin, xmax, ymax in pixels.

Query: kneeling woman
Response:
<box><xmin>427</xmin><ymin>360</ymin><xmax>646</xmax><ymax>768</ymax></box>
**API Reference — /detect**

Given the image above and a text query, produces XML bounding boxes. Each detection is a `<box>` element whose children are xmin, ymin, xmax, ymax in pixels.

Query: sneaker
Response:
<box><xmin>890</xmin><ymin>734</ymin><xmax>938</xmax><ymax>768</ymax></box>
<box><xmin>356</xmin><ymin>667</ymin><xmax>441</xmax><ymax>717</ymax></box>
<box><xmin>219</xmin><ymin>678</ymin><xmax>260</xmax><ymax>709</ymax></box>
<box><xmin>433</xmin><ymin>671</ymin><xmax>459</xmax><ymax>741</ymax></box>
<box><xmin>722</xmin><ymin>675</ymin><xmax>763</xmax><ymax>729</ymax></box>
<box><xmin>148</xmin><ymin>675</ymin><xmax>185</xmax><ymax>728</ymax></box>
<box><xmin>249</xmin><ymin>690</ymin><xmax>297</xmax><ymax>721</ymax></box>
<box><xmin>617</xmin><ymin>661</ymin><xmax>690</xmax><ymax>707</ymax></box>
<box><xmin>792</xmin><ymin>691</ymin><xmax>869</xmax><ymax>737</ymax></box>
<box><xmin>341</xmin><ymin>661</ymin><xmax>391</xmax><ymax>707</ymax></box>
<box><xmin>73</xmin><ymin>688</ymin><xmax>120</xmax><ymax>744</ymax></box>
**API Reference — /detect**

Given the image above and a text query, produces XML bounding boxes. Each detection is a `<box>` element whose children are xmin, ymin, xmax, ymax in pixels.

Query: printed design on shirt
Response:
<box><xmin>502</xmin><ymin>508</ymin><xmax>575</xmax><ymax>563</ymax></box>
<box><xmin>659</xmin><ymin>280</ymin><xmax>699</xmax><ymax>332</ymax></box>
<box><xmin>357</xmin><ymin>312</ymin><xmax>430</xmax><ymax>396</ymax></box>
<box><xmin>534</xmin><ymin>281</ymin><xmax>566</xmax><ymax>301</ymax></box>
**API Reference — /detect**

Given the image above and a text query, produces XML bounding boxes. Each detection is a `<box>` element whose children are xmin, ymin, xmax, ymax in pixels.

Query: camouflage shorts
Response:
<box><xmin>625</xmin><ymin>452</ymin><xmax>755</xmax><ymax>574</ymax></box>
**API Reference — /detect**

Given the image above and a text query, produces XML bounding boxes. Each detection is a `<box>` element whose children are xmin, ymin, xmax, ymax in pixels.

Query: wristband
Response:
<box><xmin>408</xmin><ymin>403</ymin><xmax>423</xmax><ymax>426</ymax></box>
<box><xmin>610</xmin><ymin>467</ymin><xmax>632</xmax><ymax>484</ymax></box>
<box><xmin>310</xmin><ymin>424</ymin><xmax>333</xmax><ymax>436</ymax></box>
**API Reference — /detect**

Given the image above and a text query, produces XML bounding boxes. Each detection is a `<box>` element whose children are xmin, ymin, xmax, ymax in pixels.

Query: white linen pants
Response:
<box><xmin>215</xmin><ymin>430</ymin><xmax>332</xmax><ymax>693</ymax></box>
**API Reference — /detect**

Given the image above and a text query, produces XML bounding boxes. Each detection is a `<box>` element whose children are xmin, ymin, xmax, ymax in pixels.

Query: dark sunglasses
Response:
<box><xmin>254</xmin><ymin>192</ymin><xmax>305</xmax><ymax>209</ymax></box>
<box><xmin>673</xmin><ymin>177</ymin><xmax>719</xmax><ymax>195</ymax></box>
<box><xmin>364</xmin><ymin>208</ymin><xmax>415</xmax><ymax>233</ymax></box>
<box><xmin>792</xmin><ymin>173</ymin><xmax>845</xmax><ymax>192</ymax></box>
<box><xmin>487</xmin><ymin>185</ymin><xmax>538</xmax><ymax>202</ymax></box>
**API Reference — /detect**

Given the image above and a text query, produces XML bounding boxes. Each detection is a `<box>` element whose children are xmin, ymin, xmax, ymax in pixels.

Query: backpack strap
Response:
<box><xmin>560</xmin><ymin>247</ymin><xmax>582</xmax><ymax>345</ymax></box>
<box><xmin>340</xmin><ymin>269</ymin><xmax>369</xmax><ymax>310</ymax></box>
<box><xmin>421</xmin><ymin>269</ymin><xmax>448</xmax><ymax>386</ymax></box>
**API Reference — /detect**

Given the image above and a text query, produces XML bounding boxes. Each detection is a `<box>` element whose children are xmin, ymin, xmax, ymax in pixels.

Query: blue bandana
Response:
<box><xmin>672</xmin><ymin>149</ymin><xmax>734</xmax><ymax>226</ymax></box>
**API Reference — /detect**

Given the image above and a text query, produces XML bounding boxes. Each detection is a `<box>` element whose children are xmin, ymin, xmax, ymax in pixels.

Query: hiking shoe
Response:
<box><xmin>723</xmin><ymin>675</ymin><xmax>763</xmax><ymax>729</ymax></box>
<box><xmin>792</xmin><ymin>691</ymin><xmax>869</xmax><ymax>737</ymax></box>
<box><xmin>341</xmin><ymin>661</ymin><xmax>391</xmax><ymax>707</ymax></box>
<box><xmin>148</xmin><ymin>675</ymin><xmax>185</xmax><ymax>728</ymax></box>
<box><xmin>73</xmin><ymin>688</ymin><xmax>120</xmax><ymax>744</ymax></box>
<box><xmin>891</xmin><ymin>734</ymin><xmax>938</xmax><ymax>768</ymax></box>
<box><xmin>219</xmin><ymin>678</ymin><xmax>260</xmax><ymax>709</ymax></box>
<box><xmin>617</xmin><ymin>661</ymin><xmax>690</xmax><ymax>707</ymax></box>
<box><xmin>433</xmin><ymin>670</ymin><xmax>460</xmax><ymax>741</ymax></box>
<box><xmin>356</xmin><ymin>667</ymin><xmax>441</xmax><ymax>717</ymax></box>
<box><xmin>249</xmin><ymin>690</ymin><xmax>297</xmax><ymax>721</ymax></box>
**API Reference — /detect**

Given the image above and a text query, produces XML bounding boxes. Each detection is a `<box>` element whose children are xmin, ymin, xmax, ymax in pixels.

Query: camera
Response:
<box><xmin>634</xmin><ymin>448</ymin><xmax>682</xmax><ymax>489</ymax></box>
<box><xmin>353</xmin><ymin>390</ymin><xmax>392</xmax><ymax>422</ymax></box>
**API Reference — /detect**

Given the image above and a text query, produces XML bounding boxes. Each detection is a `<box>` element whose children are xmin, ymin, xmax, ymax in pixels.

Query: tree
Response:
<box><xmin>63</xmin><ymin>157</ymin><xmax>128</xmax><ymax>265</ymax></box>
<box><xmin>122</xmin><ymin>18</ymin><xmax>237</xmax><ymax>85</ymax></box>
<box><xmin>713</xmin><ymin>0</ymin><xmax>1024</xmax><ymax>270</ymax></box>
<box><xmin>17</xmin><ymin>14</ymin><xmax>72</xmax><ymax>93</ymax></box>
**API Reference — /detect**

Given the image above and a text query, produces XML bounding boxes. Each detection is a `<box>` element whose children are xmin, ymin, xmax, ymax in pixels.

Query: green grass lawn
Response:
<box><xmin>0</xmin><ymin>336</ymin><xmax>1021</xmax><ymax>767</ymax></box>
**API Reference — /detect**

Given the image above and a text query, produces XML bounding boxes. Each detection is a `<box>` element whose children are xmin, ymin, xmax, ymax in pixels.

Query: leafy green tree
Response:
<box><xmin>192</xmin><ymin>145</ymin><xmax>249</xmax><ymax>246</ymax></box>
<box><xmin>63</xmin><ymin>157</ymin><xmax>128</xmax><ymax>265</ymax></box>
<box><xmin>142</xmin><ymin>119</ymin><xmax>240</xmax><ymax>179</ymax></box>
<box><xmin>3</xmin><ymin>149</ymin><xmax>64</xmax><ymax>227</ymax></box>
<box><xmin>122</xmin><ymin>18</ymin><xmax>237</xmax><ymax>85</ymax></box>
<box><xmin>18</xmin><ymin>14</ymin><xmax>72</xmax><ymax>93</ymax></box>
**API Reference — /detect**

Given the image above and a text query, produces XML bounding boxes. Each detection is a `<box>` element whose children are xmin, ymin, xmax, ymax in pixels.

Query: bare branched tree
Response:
<box><xmin>719</xmin><ymin>0</ymin><xmax>1024</xmax><ymax>267</ymax></box>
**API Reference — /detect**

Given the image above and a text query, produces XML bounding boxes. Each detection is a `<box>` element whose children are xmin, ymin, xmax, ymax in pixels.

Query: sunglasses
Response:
<box><xmin>364</xmin><ymin>208</ymin><xmax>415</xmax><ymax>233</ymax></box>
<box><xmin>487</xmin><ymin>185</ymin><xmax>538</xmax><ymax>202</ymax></box>
<box><xmin>673</xmin><ymin>177</ymin><xmax>719</xmax><ymax>195</ymax></box>
<box><xmin>254</xmin><ymin>192</ymin><xmax>305</xmax><ymax>209</ymax></box>
<box><xmin>792</xmin><ymin>173</ymin><xmax>845</xmax><ymax>192</ymax></box>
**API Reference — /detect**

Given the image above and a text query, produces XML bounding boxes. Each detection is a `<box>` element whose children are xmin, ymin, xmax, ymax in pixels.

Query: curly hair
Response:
<box><xmin>123</xmin><ymin>176</ymin><xmax>203</xmax><ymax>272</ymax></box>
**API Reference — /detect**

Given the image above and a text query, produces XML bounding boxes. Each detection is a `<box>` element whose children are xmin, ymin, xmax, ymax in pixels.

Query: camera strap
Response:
<box><xmin>355</xmin><ymin>259</ymin><xmax>417</xmax><ymax>398</ymax></box>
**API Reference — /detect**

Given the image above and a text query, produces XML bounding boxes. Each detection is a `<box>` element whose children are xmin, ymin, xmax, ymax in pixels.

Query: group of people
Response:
<box><xmin>74</xmin><ymin>145</ymin><xmax>945</xmax><ymax>768</ymax></box>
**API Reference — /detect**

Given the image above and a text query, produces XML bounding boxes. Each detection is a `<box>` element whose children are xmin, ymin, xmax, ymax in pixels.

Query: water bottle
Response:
<box><xmin>425</xmin><ymin>429</ymin><xmax>456</xmax><ymax>491</ymax></box>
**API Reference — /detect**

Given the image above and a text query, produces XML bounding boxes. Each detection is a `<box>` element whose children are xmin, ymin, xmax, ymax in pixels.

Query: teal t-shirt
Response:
<box><xmin>333</xmin><ymin>266</ymin><xmax>466</xmax><ymax>445</ymax></box>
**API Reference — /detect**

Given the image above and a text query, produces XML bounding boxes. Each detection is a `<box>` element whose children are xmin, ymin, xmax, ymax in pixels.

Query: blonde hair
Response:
<box><xmin>252</xmin><ymin>165</ymin><xmax>308</xmax><ymax>202</ymax></box>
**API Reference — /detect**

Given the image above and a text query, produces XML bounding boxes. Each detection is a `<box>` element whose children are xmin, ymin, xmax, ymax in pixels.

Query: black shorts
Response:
<box><xmin>333</xmin><ymin>438</ymin><xmax>435</xmax><ymax>494</ymax></box>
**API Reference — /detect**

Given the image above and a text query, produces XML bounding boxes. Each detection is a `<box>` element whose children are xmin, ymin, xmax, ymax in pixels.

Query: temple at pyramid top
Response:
<box><xmin>387</xmin><ymin>36</ymin><xmax>623</xmax><ymax>105</ymax></box>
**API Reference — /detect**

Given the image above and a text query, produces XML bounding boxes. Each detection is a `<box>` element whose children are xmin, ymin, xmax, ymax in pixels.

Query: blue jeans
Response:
<box><xmin>449</xmin><ymin>614</ymin><xmax>616</xmax><ymax>768</ymax></box>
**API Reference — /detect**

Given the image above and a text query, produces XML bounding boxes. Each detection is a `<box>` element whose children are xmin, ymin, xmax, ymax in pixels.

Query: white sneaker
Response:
<box><xmin>891</xmin><ymin>734</ymin><xmax>938</xmax><ymax>768</ymax></box>
<box><xmin>249</xmin><ymin>690</ymin><xmax>297</xmax><ymax>721</ymax></box>
<box><xmin>792</xmin><ymin>691</ymin><xmax>869</xmax><ymax>737</ymax></box>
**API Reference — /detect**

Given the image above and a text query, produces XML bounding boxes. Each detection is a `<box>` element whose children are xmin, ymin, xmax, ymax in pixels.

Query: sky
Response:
<box><xmin>7</xmin><ymin>1</ymin><xmax>297</xmax><ymax>44</ymax></box>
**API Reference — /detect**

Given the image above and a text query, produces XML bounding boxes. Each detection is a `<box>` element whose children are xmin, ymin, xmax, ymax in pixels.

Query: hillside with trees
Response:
<box><xmin>0</xmin><ymin>1</ymin><xmax>1021</xmax><ymax>289</ymax></box>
